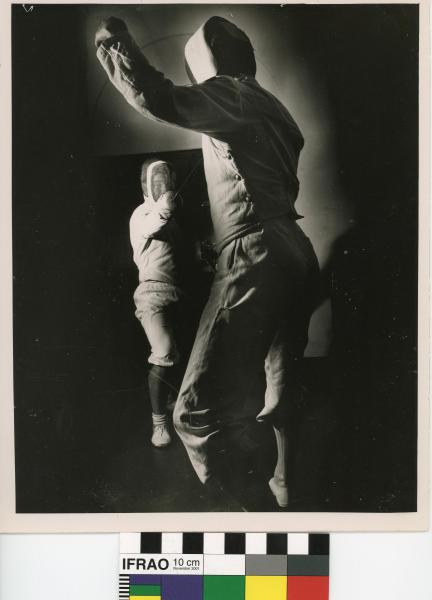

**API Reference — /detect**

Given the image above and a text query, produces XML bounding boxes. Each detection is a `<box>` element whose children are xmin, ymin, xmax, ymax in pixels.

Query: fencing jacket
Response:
<box><xmin>130</xmin><ymin>192</ymin><xmax>183</xmax><ymax>285</ymax></box>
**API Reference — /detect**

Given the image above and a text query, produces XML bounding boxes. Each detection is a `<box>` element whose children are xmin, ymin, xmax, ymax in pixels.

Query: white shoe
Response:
<box><xmin>151</xmin><ymin>424</ymin><xmax>171</xmax><ymax>448</ymax></box>
<box><xmin>269</xmin><ymin>477</ymin><xmax>289</xmax><ymax>508</ymax></box>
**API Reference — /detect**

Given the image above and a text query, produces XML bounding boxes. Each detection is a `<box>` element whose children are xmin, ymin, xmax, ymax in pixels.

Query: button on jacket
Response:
<box><xmin>97</xmin><ymin>31</ymin><xmax>304</xmax><ymax>252</ymax></box>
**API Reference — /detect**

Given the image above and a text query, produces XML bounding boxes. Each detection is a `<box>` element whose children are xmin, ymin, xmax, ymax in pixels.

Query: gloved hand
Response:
<box><xmin>158</xmin><ymin>191</ymin><xmax>177</xmax><ymax>215</ymax></box>
<box><xmin>95</xmin><ymin>17</ymin><xmax>128</xmax><ymax>48</ymax></box>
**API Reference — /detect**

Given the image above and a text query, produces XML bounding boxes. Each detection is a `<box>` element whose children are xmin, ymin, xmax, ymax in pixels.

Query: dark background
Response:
<box><xmin>12</xmin><ymin>4</ymin><xmax>418</xmax><ymax>512</ymax></box>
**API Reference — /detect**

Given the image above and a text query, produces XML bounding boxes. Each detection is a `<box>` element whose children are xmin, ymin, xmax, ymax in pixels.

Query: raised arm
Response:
<box><xmin>95</xmin><ymin>19</ymin><xmax>245</xmax><ymax>140</ymax></box>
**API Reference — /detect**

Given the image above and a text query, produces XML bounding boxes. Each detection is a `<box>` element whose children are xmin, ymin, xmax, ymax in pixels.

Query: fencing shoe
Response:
<box><xmin>151</xmin><ymin>413</ymin><xmax>172</xmax><ymax>448</ymax></box>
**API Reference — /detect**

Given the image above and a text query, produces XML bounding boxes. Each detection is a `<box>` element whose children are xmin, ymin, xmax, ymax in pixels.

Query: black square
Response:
<box><xmin>309</xmin><ymin>534</ymin><xmax>330</xmax><ymax>555</ymax></box>
<box><xmin>140</xmin><ymin>532</ymin><xmax>161</xmax><ymax>553</ymax></box>
<box><xmin>225</xmin><ymin>533</ymin><xmax>245</xmax><ymax>554</ymax></box>
<box><xmin>183</xmin><ymin>532</ymin><xmax>203</xmax><ymax>554</ymax></box>
<box><xmin>267</xmin><ymin>533</ymin><xmax>287</xmax><ymax>555</ymax></box>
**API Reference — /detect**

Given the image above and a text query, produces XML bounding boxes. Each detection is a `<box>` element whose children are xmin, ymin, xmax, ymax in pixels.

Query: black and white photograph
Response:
<box><xmin>0</xmin><ymin>1</ymin><xmax>428</xmax><ymax>531</ymax></box>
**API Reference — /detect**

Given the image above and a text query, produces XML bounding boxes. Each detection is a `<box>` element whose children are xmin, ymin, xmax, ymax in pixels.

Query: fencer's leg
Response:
<box><xmin>147</xmin><ymin>362</ymin><xmax>181</xmax><ymax>413</ymax></box>
<box><xmin>260</xmin><ymin>330</ymin><xmax>300</xmax><ymax>508</ymax></box>
<box><xmin>141</xmin><ymin>308</ymin><xmax>180</xmax><ymax>447</ymax></box>
<box><xmin>174</xmin><ymin>240</ymin><xmax>270</xmax><ymax>483</ymax></box>
<box><xmin>175</xmin><ymin>231</ymin><xmax>284</xmax><ymax>487</ymax></box>
<box><xmin>148</xmin><ymin>364</ymin><xmax>171</xmax><ymax>415</ymax></box>
<box><xmin>269</xmin><ymin>423</ymin><xmax>289</xmax><ymax>508</ymax></box>
<box><xmin>148</xmin><ymin>365</ymin><xmax>172</xmax><ymax>447</ymax></box>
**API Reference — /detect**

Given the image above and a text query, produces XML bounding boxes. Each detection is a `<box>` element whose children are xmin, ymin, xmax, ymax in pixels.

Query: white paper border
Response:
<box><xmin>0</xmin><ymin>0</ymin><xmax>429</xmax><ymax>532</ymax></box>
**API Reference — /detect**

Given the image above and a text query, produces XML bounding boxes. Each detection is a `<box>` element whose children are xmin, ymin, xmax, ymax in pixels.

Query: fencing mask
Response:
<box><xmin>184</xmin><ymin>16</ymin><xmax>256</xmax><ymax>84</ymax></box>
<box><xmin>141</xmin><ymin>160</ymin><xmax>176</xmax><ymax>205</ymax></box>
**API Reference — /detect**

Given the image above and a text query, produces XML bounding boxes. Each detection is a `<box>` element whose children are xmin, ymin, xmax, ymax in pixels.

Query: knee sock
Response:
<box><xmin>148</xmin><ymin>365</ymin><xmax>173</xmax><ymax>416</ymax></box>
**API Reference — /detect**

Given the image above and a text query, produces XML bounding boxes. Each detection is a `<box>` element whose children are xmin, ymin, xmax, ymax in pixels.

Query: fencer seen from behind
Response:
<box><xmin>96</xmin><ymin>16</ymin><xmax>320</xmax><ymax>508</ymax></box>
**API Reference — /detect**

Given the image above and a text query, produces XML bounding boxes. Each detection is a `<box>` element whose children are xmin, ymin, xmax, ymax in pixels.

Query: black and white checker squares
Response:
<box><xmin>120</xmin><ymin>532</ymin><xmax>329</xmax><ymax>556</ymax></box>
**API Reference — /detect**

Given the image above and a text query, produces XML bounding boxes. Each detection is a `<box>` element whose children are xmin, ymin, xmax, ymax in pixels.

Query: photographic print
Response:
<box><xmin>0</xmin><ymin>1</ymin><xmax>428</xmax><ymax>531</ymax></box>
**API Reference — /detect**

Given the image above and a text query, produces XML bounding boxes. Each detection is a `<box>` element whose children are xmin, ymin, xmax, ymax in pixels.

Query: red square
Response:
<box><xmin>287</xmin><ymin>576</ymin><xmax>329</xmax><ymax>600</ymax></box>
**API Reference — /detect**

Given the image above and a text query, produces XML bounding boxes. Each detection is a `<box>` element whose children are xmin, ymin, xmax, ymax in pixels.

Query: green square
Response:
<box><xmin>129</xmin><ymin>584</ymin><xmax>161</xmax><ymax>596</ymax></box>
<box><xmin>204</xmin><ymin>575</ymin><xmax>245</xmax><ymax>600</ymax></box>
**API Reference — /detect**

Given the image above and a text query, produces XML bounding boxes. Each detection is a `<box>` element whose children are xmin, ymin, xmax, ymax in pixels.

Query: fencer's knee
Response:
<box><xmin>148</xmin><ymin>363</ymin><xmax>170</xmax><ymax>377</ymax></box>
<box><xmin>148</xmin><ymin>349</ymin><xmax>179</xmax><ymax>367</ymax></box>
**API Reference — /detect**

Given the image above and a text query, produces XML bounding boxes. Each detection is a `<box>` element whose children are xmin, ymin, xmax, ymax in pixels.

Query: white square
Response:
<box><xmin>204</xmin><ymin>554</ymin><xmax>245</xmax><ymax>575</ymax></box>
<box><xmin>245</xmin><ymin>533</ymin><xmax>267</xmax><ymax>555</ymax></box>
<box><xmin>204</xmin><ymin>533</ymin><xmax>225</xmax><ymax>555</ymax></box>
<box><xmin>162</xmin><ymin>532</ymin><xmax>183</xmax><ymax>554</ymax></box>
<box><xmin>287</xmin><ymin>533</ymin><xmax>309</xmax><ymax>555</ymax></box>
<box><xmin>119</xmin><ymin>533</ymin><xmax>141</xmax><ymax>554</ymax></box>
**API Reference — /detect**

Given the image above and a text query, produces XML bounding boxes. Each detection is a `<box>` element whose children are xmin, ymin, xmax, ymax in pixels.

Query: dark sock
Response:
<box><xmin>148</xmin><ymin>365</ymin><xmax>173</xmax><ymax>415</ymax></box>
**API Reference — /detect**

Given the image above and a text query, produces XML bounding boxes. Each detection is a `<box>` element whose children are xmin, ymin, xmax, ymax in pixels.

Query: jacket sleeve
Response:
<box><xmin>96</xmin><ymin>31</ymin><xmax>245</xmax><ymax>140</ymax></box>
<box><xmin>129</xmin><ymin>201</ymin><xmax>173</xmax><ymax>257</ymax></box>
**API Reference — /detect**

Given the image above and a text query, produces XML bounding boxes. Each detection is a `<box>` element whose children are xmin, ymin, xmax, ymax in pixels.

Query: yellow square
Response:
<box><xmin>245</xmin><ymin>576</ymin><xmax>287</xmax><ymax>600</ymax></box>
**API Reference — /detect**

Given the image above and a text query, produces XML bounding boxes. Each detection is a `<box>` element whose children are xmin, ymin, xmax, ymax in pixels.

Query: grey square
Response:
<box><xmin>246</xmin><ymin>555</ymin><xmax>288</xmax><ymax>576</ymax></box>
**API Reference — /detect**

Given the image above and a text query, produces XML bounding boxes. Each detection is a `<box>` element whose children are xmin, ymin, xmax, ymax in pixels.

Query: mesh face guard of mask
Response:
<box><xmin>144</xmin><ymin>161</ymin><xmax>175</xmax><ymax>204</ymax></box>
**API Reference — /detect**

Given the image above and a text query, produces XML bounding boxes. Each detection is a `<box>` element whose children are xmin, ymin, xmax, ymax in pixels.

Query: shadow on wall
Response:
<box><xmin>309</xmin><ymin>5</ymin><xmax>418</xmax><ymax>510</ymax></box>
